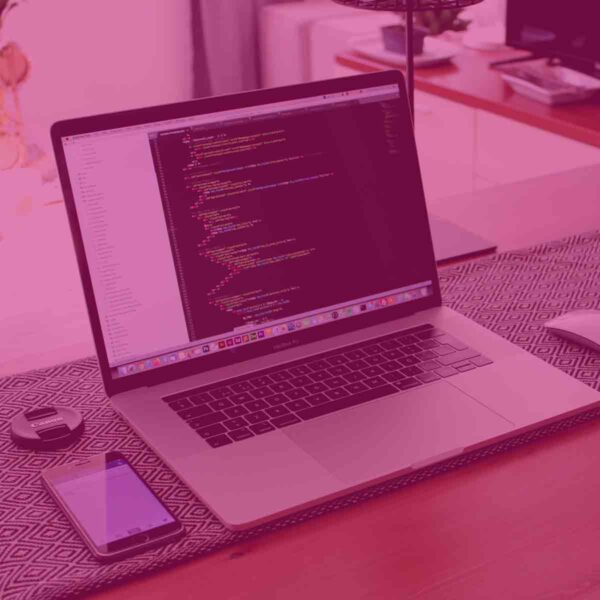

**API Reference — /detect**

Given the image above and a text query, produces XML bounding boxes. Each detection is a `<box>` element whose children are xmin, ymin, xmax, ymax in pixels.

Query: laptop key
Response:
<box><xmin>289</xmin><ymin>365</ymin><xmax>311</xmax><ymax>377</ymax></box>
<box><xmin>189</xmin><ymin>411</ymin><xmax>228</xmax><ymax>429</ymax></box>
<box><xmin>364</xmin><ymin>376</ymin><xmax>386</xmax><ymax>388</ymax></box>
<box><xmin>231</xmin><ymin>381</ymin><xmax>253</xmax><ymax>393</ymax></box>
<box><xmin>380</xmin><ymin>360</ymin><xmax>401</xmax><ymax>371</ymax></box>
<box><xmin>306</xmin><ymin>382</ymin><xmax>327</xmax><ymax>394</ymax></box>
<box><xmin>345</xmin><ymin>382</ymin><xmax>369</xmax><ymax>394</ymax></box>
<box><xmin>347</xmin><ymin>359</ymin><xmax>369</xmax><ymax>371</ymax></box>
<box><xmin>415</xmin><ymin>328</ymin><xmax>445</xmax><ymax>340</ymax></box>
<box><xmin>397</xmin><ymin>335</ymin><xmax>419</xmax><ymax>345</ymax></box>
<box><xmin>383</xmin><ymin>349</ymin><xmax>404</xmax><ymax>360</ymax></box>
<box><xmin>229</xmin><ymin>428</ymin><xmax>254</xmax><ymax>442</ymax></box>
<box><xmin>205</xmin><ymin>434</ymin><xmax>232</xmax><ymax>448</ymax></box>
<box><xmin>210</xmin><ymin>399</ymin><xmax>233</xmax><ymax>411</ymax></box>
<box><xmin>224</xmin><ymin>417</ymin><xmax>248</xmax><ymax>431</ymax></box>
<box><xmin>344</xmin><ymin>371</ymin><xmax>365</xmax><ymax>383</ymax></box>
<box><xmin>209</xmin><ymin>387</ymin><xmax>233</xmax><ymax>400</ymax></box>
<box><xmin>436</xmin><ymin>349</ymin><xmax>480</xmax><ymax>366</ymax></box>
<box><xmin>290</xmin><ymin>375</ymin><xmax>312</xmax><ymax>387</ymax></box>
<box><xmin>285</xmin><ymin>388</ymin><xmax>309</xmax><ymax>400</ymax></box>
<box><xmin>364</xmin><ymin>354</ymin><xmax>386</xmax><ymax>365</ymax></box>
<box><xmin>435</xmin><ymin>335</ymin><xmax>468</xmax><ymax>351</ymax></box>
<box><xmin>269</xmin><ymin>371</ymin><xmax>290</xmax><ymax>382</ymax></box>
<box><xmin>189</xmin><ymin>393</ymin><xmax>213</xmax><ymax>405</ymax></box>
<box><xmin>286</xmin><ymin>399</ymin><xmax>310</xmax><ymax>412</ymax></box>
<box><xmin>245</xmin><ymin>410</ymin><xmax>270</xmax><ymax>424</ymax></box>
<box><xmin>297</xmin><ymin>384</ymin><xmax>397</xmax><ymax>421</ymax></box>
<box><xmin>250</xmin><ymin>386</ymin><xmax>274</xmax><ymax>399</ymax></box>
<box><xmin>246</xmin><ymin>399</ymin><xmax>269</xmax><ymax>412</ymax></box>
<box><xmin>308</xmin><ymin>360</ymin><xmax>329</xmax><ymax>371</ymax></box>
<box><xmin>415</xmin><ymin>350</ymin><xmax>437</xmax><ymax>361</ymax></box>
<box><xmin>402</xmin><ymin>344</ymin><xmax>421</xmax><ymax>355</ymax></box>
<box><xmin>266</xmin><ymin>393</ymin><xmax>289</xmax><ymax>406</ymax></box>
<box><xmin>250</xmin><ymin>376</ymin><xmax>272</xmax><ymax>388</ymax></box>
<box><xmin>419</xmin><ymin>360</ymin><xmax>441</xmax><ymax>371</ymax></box>
<box><xmin>249</xmin><ymin>422</ymin><xmax>276</xmax><ymax>435</ymax></box>
<box><xmin>310</xmin><ymin>370</ymin><xmax>332</xmax><ymax>382</ymax></box>
<box><xmin>382</xmin><ymin>371</ymin><xmax>405</xmax><ymax>382</ymax></box>
<box><xmin>363</xmin><ymin>345</ymin><xmax>382</xmax><ymax>355</ymax></box>
<box><xmin>271</xmin><ymin>414</ymin><xmax>302</xmax><ymax>428</ymax></box>
<box><xmin>169</xmin><ymin>398</ymin><xmax>192</xmax><ymax>411</ymax></box>
<box><xmin>397</xmin><ymin>378</ymin><xmax>422</xmax><ymax>390</ymax></box>
<box><xmin>179</xmin><ymin>405</ymin><xmax>213</xmax><ymax>420</ymax></box>
<box><xmin>327</xmin><ymin>355</ymin><xmax>347</xmax><ymax>366</ymax></box>
<box><xmin>224</xmin><ymin>405</ymin><xmax>248</xmax><ymax>418</ymax></box>
<box><xmin>401</xmin><ymin>366</ymin><xmax>423</xmax><ymax>377</ymax></box>
<box><xmin>324</xmin><ymin>376</ymin><xmax>347</xmax><ymax>389</ymax></box>
<box><xmin>379</xmin><ymin>339</ymin><xmax>401</xmax><ymax>350</ymax></box>
<box><xmin>433</xmin><ymin>345</ymin><xmax>455</xmax><ymax>357</ymax></box>
<box><xmin>324</xmin><ymin>388</ymin><xmax>349</xmax><ymax>400</ymax></box>
<box><xmin>399</xmin><ymin>356</ymin><xmax>420</xmax><ymax>366</ymax></box>
<box><xmin>471</xmin><ymin>355</ymin><xmax>493</xmax><ymax>367</ymax></box>
<box><xmin>418</xmin><ymin>339</ymin><xmax>439</xmax><ymax>350</ymax></box>
<box><xmin>435</xmin><ymin>366</ymin><xmax>459</xmax><ymax>378</ymax></box>
<box><xmin>230</xmin><ymin>392</ymin><xmax>253</xmax><ymax>405</ymax></box>
<box><xmin>271</xmin><ymin>381</ymin><xmax>293</xmax><ymax>393</ymax></box>
<box><xmin>363</xmin><ymin>366</ymin><xmax>384</xmax><ymax>377</ymax></box>
<box><xmin>456</xmin><ymin>362</ymin><xmax>476</xmax><ymax>373</ymax></box>
<box><xmin>416</xmin><ymin>372</ymin><xmax>440</xmax><ymax>384</ymax></box>
<box><xmin>196</xmin><ymin>423</ymin><xmax>227</xmax><ymax>439</ymax></box>
<box><xmin>163</xmin><ymin>390</ymin><xmax>193</xmax><ymax>402</ymax></box>
<box><xmin>306</xmin><ymin>393</ymin><xmax>329</xmax><ymax>406</ymax></box>
<box><xmin>328</xmin><ymin>365</ymin><xmax>351</xmax><ymax>376</ymax></box>
<box><xmin>266</xmin><ymin>405</ymin><xmax>290</xmax><ymax>418</ymax></box>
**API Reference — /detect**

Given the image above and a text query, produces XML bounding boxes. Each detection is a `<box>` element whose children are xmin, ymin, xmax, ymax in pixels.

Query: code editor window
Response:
<box><xmin>150</xmin><ymin>99</ymin><xmax>430</xmax><ymax>342</ymax></box>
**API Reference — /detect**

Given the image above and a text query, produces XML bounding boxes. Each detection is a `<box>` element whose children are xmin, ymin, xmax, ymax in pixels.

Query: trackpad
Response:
<box><xmin>285</xmin><ymin>382</ymin><xmax>513</xmax><ymax>484</ymax></box>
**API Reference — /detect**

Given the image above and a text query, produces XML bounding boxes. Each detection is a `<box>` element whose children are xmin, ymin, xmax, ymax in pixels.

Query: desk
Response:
<box><xmin>78</xmin><ymin>165</ymin><xmax>600</xmax><ymax>600</ymax></box>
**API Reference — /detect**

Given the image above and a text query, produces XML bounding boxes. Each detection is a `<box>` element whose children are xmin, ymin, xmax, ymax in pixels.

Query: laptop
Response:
<box><xmin>52</xmin><ymin>71</ymin><xmax>600</xmax><ymax>530</ymax></box>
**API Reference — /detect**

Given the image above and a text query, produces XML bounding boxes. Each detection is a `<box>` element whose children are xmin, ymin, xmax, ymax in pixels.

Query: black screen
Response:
<box><xmin>507</xmin><ymin>0</ymin><xmax>600</xmax><ymax>74</ymax></box>
<box><xmin>149</xmin><ymin>94</ymin><xmax>433</xmax><ymax>343</ymax></box>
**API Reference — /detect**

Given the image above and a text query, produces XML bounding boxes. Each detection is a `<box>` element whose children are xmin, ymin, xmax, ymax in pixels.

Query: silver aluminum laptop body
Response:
<box><xmin>52</xmin><ymin>72</ymin><xmax>600</xmax><ymax>530</ymax></box>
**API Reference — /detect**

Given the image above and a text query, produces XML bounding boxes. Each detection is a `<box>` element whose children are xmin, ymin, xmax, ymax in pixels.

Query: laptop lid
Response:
<box><xmin>52</xmin><ymin>71</ymin><xmax>441</xmax><ymax>397</ymax></box>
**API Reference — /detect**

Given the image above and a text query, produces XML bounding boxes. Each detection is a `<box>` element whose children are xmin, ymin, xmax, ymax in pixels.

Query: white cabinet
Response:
<box><xmin>414</xmin><ymin>91</ymin><xmax>476</xmax><ymax>202</ymax></box>
<box><xmin>474</xmin><ymin>111</ymin><xmax>600</xmax><ymax>185</ymax></box>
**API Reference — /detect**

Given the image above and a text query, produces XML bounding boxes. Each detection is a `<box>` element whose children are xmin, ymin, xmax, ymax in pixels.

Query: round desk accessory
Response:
<box><xmin>11</xmin><ymin>406</ymin><xmax>84</xmax><ymax>450</ymax></box>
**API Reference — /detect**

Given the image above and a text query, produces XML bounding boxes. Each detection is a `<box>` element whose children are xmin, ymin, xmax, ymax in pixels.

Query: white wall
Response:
<box><xmin>464</xmin><ymin>0</ymin><xmax>506</xmax><ymax>27</ymax></box>
<box><xmin>1</xmin><ymin>0</ymin><xmax>193</xmax><ymax>152</ymax></box>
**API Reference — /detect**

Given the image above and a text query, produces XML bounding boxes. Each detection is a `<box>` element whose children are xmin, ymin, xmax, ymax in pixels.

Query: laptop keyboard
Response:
<box><xmin>162</xmin><ymin>324</ymin><xmax>493</xmax><ymax>449</ymax></box>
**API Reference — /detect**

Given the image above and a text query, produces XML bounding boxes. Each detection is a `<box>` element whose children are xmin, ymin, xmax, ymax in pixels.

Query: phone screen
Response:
<box><xmin>49</xmin><ymin>454</ymin><xmax>177</xmax><ymax>550</ymax></box>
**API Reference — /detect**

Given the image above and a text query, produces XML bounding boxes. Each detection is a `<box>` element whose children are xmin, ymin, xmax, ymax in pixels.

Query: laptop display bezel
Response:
<box><xmin>51</xmin><ymin>70</ymin><xmax>442</xmax><ymax>396</ymax></box>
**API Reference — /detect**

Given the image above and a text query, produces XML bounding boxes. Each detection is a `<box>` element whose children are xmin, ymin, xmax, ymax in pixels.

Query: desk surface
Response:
<box><xmin>337</xmin><ymin>46</ymin><xmax>600</xmax><ymax>148</ymax></box>
<box><xmin>83</xmin><ymin>164</ymin><xmax>600</xmax><ymax>600</ymax></box>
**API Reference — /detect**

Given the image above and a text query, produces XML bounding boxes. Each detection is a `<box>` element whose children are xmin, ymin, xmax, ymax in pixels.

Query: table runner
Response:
<box><xmin>2</xmin><ymin>231</ymin><xmax>600</xmax><ymax>600</ymax></box>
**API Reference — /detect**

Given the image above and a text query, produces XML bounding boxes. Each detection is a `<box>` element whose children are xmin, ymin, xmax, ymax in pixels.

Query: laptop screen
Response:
<box><xmin>59</xmin><ymin>77</ymin><xmax>436</xmax><ymax>382</ymax></box>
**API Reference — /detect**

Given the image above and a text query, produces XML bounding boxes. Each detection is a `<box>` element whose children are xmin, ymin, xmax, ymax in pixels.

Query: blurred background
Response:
<box><xmin>1</xmin><ymin>0</ymin><xmax>599</xmax><ymax>374</ymax></box>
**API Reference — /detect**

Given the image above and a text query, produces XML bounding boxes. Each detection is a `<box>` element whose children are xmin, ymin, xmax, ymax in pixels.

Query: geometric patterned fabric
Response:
<box><xmin>1</xmin><ymin>232</ymin><xmax>599</xmax><ymax>600</ymax></box>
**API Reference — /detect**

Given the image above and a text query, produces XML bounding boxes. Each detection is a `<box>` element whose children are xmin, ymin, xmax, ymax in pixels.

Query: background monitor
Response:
<box><xmin>506</xmin><ymin>0</ymin><xmax>600</xmax><ymax>78</ymax></box>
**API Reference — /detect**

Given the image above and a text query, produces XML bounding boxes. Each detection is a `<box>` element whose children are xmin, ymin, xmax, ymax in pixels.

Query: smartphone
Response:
<box><xmin>42</xmin><ymin>451</ymin><xmax>184</xmax><ymax>562</ymax></box>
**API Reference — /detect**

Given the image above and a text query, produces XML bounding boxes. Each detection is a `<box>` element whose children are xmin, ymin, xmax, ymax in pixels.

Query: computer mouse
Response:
<box><xmin>544</xmin><ymin>310</ymin><xmax>600</xmax><ymax>353</ymax></box>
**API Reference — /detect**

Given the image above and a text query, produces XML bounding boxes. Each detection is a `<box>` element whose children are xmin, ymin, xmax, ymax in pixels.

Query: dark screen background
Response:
<box><xmin>150</xmin><ymin>97</ymin><xmax>434</xmax><ymax>342</ymax></box>
<box><xmin>507</xmin><ymin>0</ymin><xmax>599</xmax><ymax>65</ymax></box>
